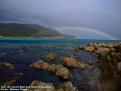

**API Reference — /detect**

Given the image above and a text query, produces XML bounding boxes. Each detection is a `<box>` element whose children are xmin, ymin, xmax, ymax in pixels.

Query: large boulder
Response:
<box><xmin>30</xmin><ymin>60</ymin><xmax>49</xmax><ymax>70</ymax></box>
<box><xmin>61</xmin><ymin>56</ymin><xmax>80</xmax><ymax>67</ymax></box>
<box><xmin>61</xmin><ymin>56</ymin><xmax>88</xmax><ymax>69</ymax></box>
<box><xmin>30</xmin><ymin>60</ymin><xmax>70</xmax><ymax>79</ymax></box>
<box><xmin>55</xmin><ymin>65</ymin><xmax>70</xmax><ymax>79</ymax></box>
<box><xmin>47</xmin><ymin>53</ymin><xmax>57</xmax><ymax>61</ymax></box>
<box><xmin>56</xmin><ymin>81</ymin><xmax>79</xmax><ymax>91</ymax></box>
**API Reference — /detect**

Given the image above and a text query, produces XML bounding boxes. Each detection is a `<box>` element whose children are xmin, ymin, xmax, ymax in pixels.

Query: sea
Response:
<box><xmin>0</xmin><ymin>37</ymin><xmax>121</xmax><ymax>91</ymax></box>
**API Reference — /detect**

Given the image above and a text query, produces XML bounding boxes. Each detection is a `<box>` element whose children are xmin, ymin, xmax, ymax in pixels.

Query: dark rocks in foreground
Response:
<box><xmin>98</xmin><ymin>53</ymin><xmax>121</xmax><ymax>91</ymax></box>
<box><xmin>28</xmin><ymin>80</ymin><xmax>79</xmax><ymax>91</ymax></box>
<box><xmin>117</xmin><ymin>62</ymin><xmax>121</xmax><ymax>71</ymax></box>
<box><xmin>0</xmin><ymin>72</ymin><xmax>23</xmax><ymax>86</ymax></box>
<box><xmin>0</xmin><ymin>61</ymin><xmax>23</xmax><ymax>86</ymax></box>
<box><xmin>0</xmin><ymin>61</ymin><xmax>14</xmax><ymax>69</ymax></box>
<box><xmin>30</xmin><ymin>60</ymin><xmax>70</xmax><ymax>79</ymax></box>
<box><xmin>81</xmin><ymin>42</ymin><xmax>121</xmax><ymax>91</ymax></box>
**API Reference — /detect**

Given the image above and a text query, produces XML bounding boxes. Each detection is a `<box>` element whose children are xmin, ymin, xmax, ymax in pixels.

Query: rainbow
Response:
<box><xmin>56</xmin><ymin>27</ymin><xmax>118</xmax><ymax>40</ymax></box>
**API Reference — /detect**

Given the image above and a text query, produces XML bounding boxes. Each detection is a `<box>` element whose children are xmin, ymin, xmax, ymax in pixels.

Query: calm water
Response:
<box><xmin>0</xmin><ymin>38</ymin><xmax>120</xmax><ymax>91</ymax></box>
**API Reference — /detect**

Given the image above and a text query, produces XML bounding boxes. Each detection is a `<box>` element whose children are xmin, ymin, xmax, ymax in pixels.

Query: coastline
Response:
<box><xmin>0</xmin><ymin>37</ymin><xmax>121</xmax><ymax>41</ymax></box>
<box><xmin>0</xmin><ymin>38</ymin><xmax>121</xmax><ymax>91</ymax></box>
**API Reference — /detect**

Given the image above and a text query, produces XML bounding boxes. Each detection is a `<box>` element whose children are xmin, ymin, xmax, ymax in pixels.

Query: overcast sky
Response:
<box><xmin>0</xmin><ymin>0</ymin><xmax>121</xmax><ymax>40</ymax></box>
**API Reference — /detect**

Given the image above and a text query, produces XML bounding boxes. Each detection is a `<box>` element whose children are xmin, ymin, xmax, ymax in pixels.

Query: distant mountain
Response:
<box><xmin>0</xmin><ymin>23</ymin><xmax>64</xmax><ymax>37</ymax></box>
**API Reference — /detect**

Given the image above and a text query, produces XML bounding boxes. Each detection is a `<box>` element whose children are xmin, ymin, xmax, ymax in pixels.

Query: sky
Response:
<box><xmin>0</xmin><ymin>0</ymin><xmax>121</xmax><ymax>40</ymax></box>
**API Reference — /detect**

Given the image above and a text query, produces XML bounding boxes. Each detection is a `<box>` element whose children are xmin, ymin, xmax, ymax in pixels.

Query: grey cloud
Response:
<box><xmin>0</xmin><ymin>0</ymin><xmax>121</xmax><ymax>39</ymax></box>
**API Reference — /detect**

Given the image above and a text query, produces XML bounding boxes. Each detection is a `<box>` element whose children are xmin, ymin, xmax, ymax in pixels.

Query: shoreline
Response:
<box><xmin>0</xmin><ymin>37</ymin><xmax>121</xmax><ymax>41</ymax></box>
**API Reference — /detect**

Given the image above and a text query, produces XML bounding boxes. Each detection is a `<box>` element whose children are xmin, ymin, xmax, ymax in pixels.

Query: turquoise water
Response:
<box><xmin>0</xmin><ymin>38</ymin><xmax>120</xmax><ymax>91</ymax></box>
<box><xmin>0</xmin><ymin>37</ymin><xmax>120</xmax><ymax>46</ymax></box>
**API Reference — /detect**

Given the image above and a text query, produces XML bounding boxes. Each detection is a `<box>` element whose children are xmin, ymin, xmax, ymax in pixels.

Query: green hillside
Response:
<box><xmin>0</xmin><ymin>23</ymin><xmax>63</xmax><ymax>37</ymax></box>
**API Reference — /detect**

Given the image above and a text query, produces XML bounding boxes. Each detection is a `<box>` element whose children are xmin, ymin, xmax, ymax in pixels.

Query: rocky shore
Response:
<box><xmin>76</xmin><ymin>42</ymin><xmax>121</xmax><ymax>91</ymax></box>
<box><xmin>1</xmin><ymin>41</ymin><xmax>121</xmax><ymax>91</ymax></box>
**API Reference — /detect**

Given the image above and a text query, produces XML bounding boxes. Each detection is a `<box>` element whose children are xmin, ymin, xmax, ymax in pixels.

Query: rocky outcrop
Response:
<box><xmin>84</xmin><ymin>46</ymin><xmax>96</xmax><ymax>53</ymax></box>
<box><xmin>117</xmin><ymin>62</ymin><xmax>121</xmax><ymax>71</ymax></box>
<box><xmin>83</xmin><ymin>42</ymin><xmax>121</xmax><ymax>91</ymax></box>
<box><xmin>61</xmin><ymin>56</ymin><xmax>90</xmax><ymax>69</ymax></box>
<box><xmin>47</xmin><ymin>53</ymin><xmax>57</xmax><ymax>61</ymax></box>
<box><xmin>83</xmin><ymin>43</ymin><xmax>115</xmax><ymax>55</ymax></box>
<box><xmin>0</xmin><ymin>61</ymin><xmax>14</xmax><ymax>69</ymax></box>
<box><xmin>99</xmin><ymin>52</ymin><xmax>121</xmax><ymax>91</ymax></box>
<box><xmin>56</xmin><ymin>81</ymin><xmax>79</xmax><ymax>91</ymax></box>
<box><xmin>30</xmin><ymin>60</ymin><xmax>70</xmax><ymax>79</ymax></box>
<box><xmin>28</xmin><ymin>80</ymin><xmax>78</xmax><ymax>91</ymax></box>
<box><xmin>30</xmin><ymin>60</ymin><xmax>49</xmax><ymax>70</ymax></box>
<box><xmin>28</xmin><ymin>80</ymin><xmax>55</xmax><ymax>91</ymax></box>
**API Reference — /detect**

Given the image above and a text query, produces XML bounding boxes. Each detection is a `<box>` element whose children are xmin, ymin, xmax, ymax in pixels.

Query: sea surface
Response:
<box><xmin>0</xmin><ymin>37</ymin><xmax>121</xmax><ymax>91</ymax></box>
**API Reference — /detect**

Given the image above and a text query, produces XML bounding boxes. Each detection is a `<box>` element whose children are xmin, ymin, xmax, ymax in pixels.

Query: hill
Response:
<box><xmin>0</xmin><ymin>23</ymin><xmax>64</xmax><ymax>37</ymax></box>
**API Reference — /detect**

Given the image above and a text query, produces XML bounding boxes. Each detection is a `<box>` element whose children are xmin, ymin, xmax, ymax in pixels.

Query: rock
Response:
<box><xmin>30</xmin><ymin>60</ymin><xmax>70</xmax><ymax>79</ymax></box>
<box><xmin>47</xmin><ymin>53</ymin><xmax>57</xmax><ymax>61</ymax></box>
<box><xmin>84</xmin><ymin>46</ymin><xmax>95</xmax><ymax>53</ymax></box>
<box><xmin>117</xmin><ymin>62</ymin><xmax>121</xmax><ymax>71</ymax></box>
<box><xmin>75</xmin><ymin>42</ymin><xmax>121</xmax><ymax>91</ymax></box>
<box><xmin>0</xmin><ymin>61</ymin><xmax>14</xmax><ymax>69</ymax></box>
<box><xmin>84</xmin><ymin>43</ymin><xmax>118</xmax><ymax>54</ymax></box>
<box><xmin>30</xmin><ymin>60</ymin><xmax>49</xmax><ymax>70</ymax></box>
<box><xmin>96</xmin><ymin>47</ymin><xmax>110</xmax><ymax>55</ymax></box>
<box><xmin>86</xmin><ymin>42</ymin><xmax>121</xmax><ymax>91</ymax></box>
<box><xmin>28</xmin><ymin>80</ymin><xmax>55</xmax><ymax>91</ymax></box>
<box><xmin>56</xmin><ymin>81</ymin><xmax>79</xmax><ymax>91</ymax></box>
<box><xmin>84</xmin><ymin>60</ymin><xmax>93</xmax><ymax>65</ymax></box>
<box><xmin>28</xmin><ymin>80</ymin><xmax>78</xmax><ymax>91</ymax></box>
<box><xmin>55</xmin><ymin>65</ymin><xmax>70</xmax><ymax>79</ymax></box>
<box><xmin>1</xmin><ymin>72</ymin><xmax>23</xmax><ymax>86</ymax></box>
<box><xmin>47</xmin><ymin>64</ymin><xmax>70</xmax><ymax>79</ymax></box>
<box><xmin>47</xmin><ymin>64</ymin><xmax>56</xmax><ymax>72</ymax></box>
<box><xmin>74</xmin><ymin>46</ymin><xmax>84</xmax><ymax>52</ymax></box>
<box><xmin>78</xmin><ymin>63</ymin><xmax>85</xmax><ymax>69</ymax></box>
<box><xmin>61</xmin><ymin>56</ymin><xmax>79</xmax><ymax>67</ymax></box>
<box><xmin>61</xmin><ymin>56</ymin><xmax>88</xmax><ymax>69</ymax></box>
<box><xmin>1</xmin><ymin>52</ymin><xmax>6</xmax><ymax>56</ymax></box>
